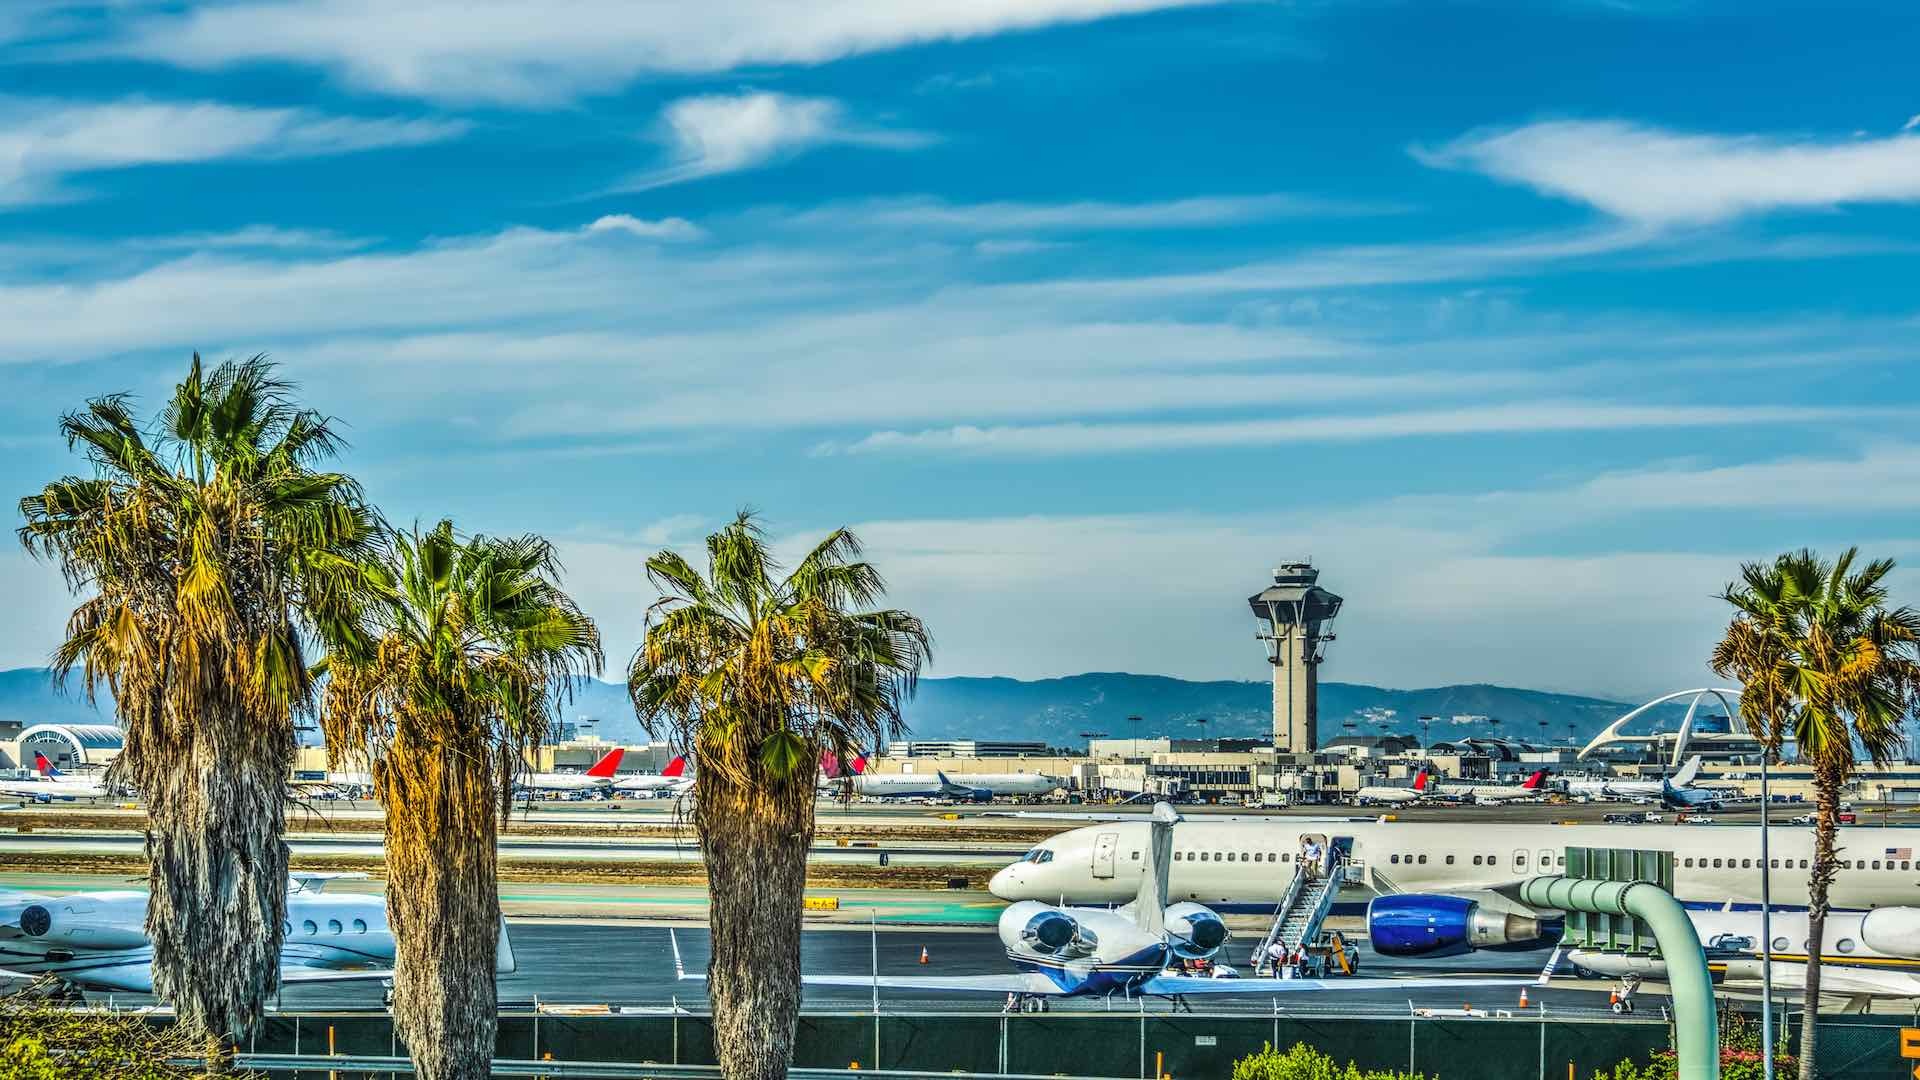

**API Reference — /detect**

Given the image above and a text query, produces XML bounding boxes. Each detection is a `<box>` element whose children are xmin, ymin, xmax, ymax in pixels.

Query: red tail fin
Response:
<box><xmin>1413</xmin><ymin>771</ymin><xmax>1428</xmax><ymax>792</ymax></box>
<box><xmin>585</xmin><ymin>747</ymin><xmax>625</xmax><ymax>779</ymax></box>
<box><xmin>662</xmin><ymin>755</ymin><xmax>687</xmax><ymax>779</ymax></box>
<box><xmin>850</xmin><ymin>754</ymin><xmax>868</xmax><ymax>775</ymax></box>
<box><xmin>33</xmin><ymin>752</ymin><xmax>55</xmax><ymax>776</ymax></box>
<box><xmin>1522</xmin><ymin>770</ymin><xmax>1545</xmax><ymax>790</ymax></box>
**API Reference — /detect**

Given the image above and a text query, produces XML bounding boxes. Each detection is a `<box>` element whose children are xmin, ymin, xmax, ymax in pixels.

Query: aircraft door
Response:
<box><xmin>1092</xmin><ymin>831</ymin><xmax>1119</xmax><ymax>879</ymax></box>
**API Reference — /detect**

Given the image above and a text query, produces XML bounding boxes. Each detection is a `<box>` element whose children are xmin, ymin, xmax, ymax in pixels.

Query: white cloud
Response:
<box><xmin>781</xmin><ymin>193</ymin><xmax>1396</xmax><ymax>232</ymax></box>
<box><xmin>1422</xmin><ymin>120</ymin><xmax>1920</xmax><ymax>225</ymax></box>
<box><xmin>584</xmin><ymin>214</ymin><xmax>705</xmax><ymax>241</ymax></box>
<box><xmin>115</xmin><ymin>0</ymin><xmax>1227</xmax><ymax>105</ymax></box>
<box><xmin>624</xmin><ymin>92</ymin><xmax>928</xmax><ymax>191</ymax></box>
<box><xmin>1904</xmin><ymin>114</ymin><xmax>1920</xmax><ymax>134</ymax></box>
<box><xmin>0</xmin><ymin>97</ymin><xmax>467</xmax><ymax>206</ymax></box>
<box><xmin>833</xmin><ymin>402</ymin><xmax>1885</xmax><ymax>457</ymax></box>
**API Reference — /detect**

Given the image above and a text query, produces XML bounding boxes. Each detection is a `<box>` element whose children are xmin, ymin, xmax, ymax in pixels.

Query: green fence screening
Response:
<box><xmin>228</xmin><ymin>1010</ymin><xmax>1920</xmax><ymax>1079</ymax></box>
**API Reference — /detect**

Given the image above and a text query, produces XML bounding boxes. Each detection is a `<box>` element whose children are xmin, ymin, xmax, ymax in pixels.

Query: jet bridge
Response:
<box><xmin>1251</xmin><ymin>836</ymin><xmax>1360</xmax><ymax>977</ymax></box>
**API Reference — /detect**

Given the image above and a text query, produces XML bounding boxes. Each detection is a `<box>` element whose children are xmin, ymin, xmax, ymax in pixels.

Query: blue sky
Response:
<box><xmin>3</xmin><ymin>1</ymin><xmax>1919</xmax><ymax>701</ymax></box>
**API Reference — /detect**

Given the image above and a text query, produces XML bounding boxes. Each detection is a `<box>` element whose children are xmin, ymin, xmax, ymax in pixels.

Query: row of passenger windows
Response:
<box><xmin>1680</xmin><ymin>856</ymin><xmax>1911</xmax><ymax>871</ymax></box>
<box><xmin>284</xmin><ymin>918</ymin><xmax>370</xmax><ymax>936</ymax></box>
<box><xmin>1384</xmin><ymin>854</ymin><xmax>1570</xmax><ymax>868</ymax></box>
<box><xmin>1127</xmin><ymin>850</ymin><xmax>1907</xmax><ymax>873</ymax></box>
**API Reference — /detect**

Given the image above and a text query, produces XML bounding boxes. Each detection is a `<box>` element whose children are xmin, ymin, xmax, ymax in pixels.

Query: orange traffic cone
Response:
<box><xmin>1518</xmin><ymin>988</ymin><xmax>1529</xmax><ymax>1009</ymax></box>
<box><xmin>1609</xmin><ymin>990</ymin><xmax>1620</xmax><ymax>1007</ymax></box>
<box><xmin>919</xmin><ymin>946</ymin><xmax>930</xmax><ymax>965</ymax></box>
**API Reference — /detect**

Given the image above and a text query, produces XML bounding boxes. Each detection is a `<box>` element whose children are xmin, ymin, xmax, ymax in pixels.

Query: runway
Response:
<box><xmin>90</xmin><ymin>921</ymin><xmax>1613</xmax><ymax>1018</ymax></box>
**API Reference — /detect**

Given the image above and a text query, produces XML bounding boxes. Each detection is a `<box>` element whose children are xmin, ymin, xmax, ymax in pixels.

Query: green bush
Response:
<box><xmin>1591</xmin><ymin>1010</ymin><xmax>1792</xmax><ymax>1080</ymax></box>
<box><xmin>1232</xmin><ymin>1041</ymin><xmax>1430</xmax><ymax>1080</ymax></box>
<box><xmin>0</xmin><ymin>983</ymin><xmax>254</xmax><ymax>1080</ymax></box>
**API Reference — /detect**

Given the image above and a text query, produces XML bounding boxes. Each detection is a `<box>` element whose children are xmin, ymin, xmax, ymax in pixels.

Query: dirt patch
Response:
<box><xmin>0</xmin><ymin>851</ymin><xmax>993</xmax><ymax>891</ymax></box>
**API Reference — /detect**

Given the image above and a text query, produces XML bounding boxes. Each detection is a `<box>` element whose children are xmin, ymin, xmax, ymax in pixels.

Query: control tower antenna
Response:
<box><xmin>1249</xmin><ymin>561</ymin><xmax>1343</xmax><ymax>755</ymax></box>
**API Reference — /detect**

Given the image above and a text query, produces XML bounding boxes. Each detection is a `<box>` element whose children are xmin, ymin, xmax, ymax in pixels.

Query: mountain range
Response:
<box><xmin>1</xmin><ymin>667</ymin><xmax>1669</xmax><ymax>749</ymax></box>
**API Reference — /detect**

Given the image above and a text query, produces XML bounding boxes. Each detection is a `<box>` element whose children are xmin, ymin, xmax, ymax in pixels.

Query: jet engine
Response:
<box><xmin>1367</xmin><ymin>894</ymin><xmax>1557</xmax><ymax>959</ymax></box>
<box><xmin>10</xmin><ymin>902</ymin><xmax>150</xmax><ymax>950</ymax></box>
<box><xmin>1000</xmin><ymin>901</ymin><xmax>1098</xmax><ymax>959</ymax></box>
<box><xmin>1861</xmin><ymin>908</ymin><xmax>1920</xmax><ymax>958</ymax></box>
<box><xmin>1164</xmin><ymin>902</ymin><xmax>1230</xmax><ymax>959</ymax></box>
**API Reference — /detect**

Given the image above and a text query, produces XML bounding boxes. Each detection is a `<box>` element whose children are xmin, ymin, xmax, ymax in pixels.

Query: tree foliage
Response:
<box><xmin>1231</xmin><ymin>1042</ymin><xmax>1427</xmax><ymax>1080</ymax></box>
<box><xmin>323</xmin><ymin>520</ymin><xmax>601</xmax><ymax>1080</ymax></box>
<box><xmin>627</xmin><ymin>511</ymin><xmax>930</xmax><ymax>1080</ymax></box>
<box><xmin>1711</xmin><ymin>546</ymin><xmax>1920</xmax><ymax>1080</ymax></box>
<box><xmin>0</xmin><ymin>983</ymin><xmax>257</xmax><ymax>1079</ymax></box>
<box><xmin>16</xmin><ymin>354</ymin><xmax>380</xmax><ymax>1047</ymax></box>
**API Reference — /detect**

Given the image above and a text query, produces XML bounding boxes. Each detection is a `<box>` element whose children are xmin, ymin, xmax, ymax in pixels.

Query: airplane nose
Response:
<box><xmin>989</xmin><ymin>864</ymin><xmax>1020</xmax><ymax>900</ymax></box>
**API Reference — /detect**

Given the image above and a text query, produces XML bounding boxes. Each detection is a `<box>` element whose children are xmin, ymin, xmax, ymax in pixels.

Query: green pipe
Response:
<box><xmin>1517</xmin><ymin>876</ymin><xmax>1718</xmax><ymax>1080</ymax></box>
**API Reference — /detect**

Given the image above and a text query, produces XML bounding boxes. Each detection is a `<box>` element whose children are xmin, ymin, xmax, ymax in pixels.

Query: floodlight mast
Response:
<box><xmin>1248</xmin><ymin>561</ymin><xmax>1343</xmax><ymax>754</ymax></box>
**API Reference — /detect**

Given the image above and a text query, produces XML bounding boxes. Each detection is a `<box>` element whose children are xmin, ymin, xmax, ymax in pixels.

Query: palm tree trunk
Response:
<box><xmin>381</xmin><ymin>732</ymin><xmax>503</xmax><ymax>1080</ymax></box>
<box><xmin>695</xmin><ymin>772</ymin><xmax>816</xmax><ymax>1080</ymax></box>
<box><xmin>141</xmin><ymin>697</ymin><xmax>293</xmax><ymax>1059</ymax></box>
<box><xmin>1798</xmin><ymin>762</ymin><xmax>1843</xmax><ymax>1080</ymax></box>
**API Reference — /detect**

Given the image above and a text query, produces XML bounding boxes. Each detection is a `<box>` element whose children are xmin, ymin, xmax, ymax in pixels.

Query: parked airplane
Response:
<box><xmin>819</xmin><ymin>754</ymin><xmax>1064</xmax><ymax>800</ymax></box>
<box><xmin>1352</xmin><ymin>772</ymin><xmax>1433</xmax><ymax>806</ymax></box>
<box><xmin>0</xmin><ymin>873</ymin><xmax>510</xmax><ymax>994</ymax></box>
<box><xmin>613</xmin><ymin>756</ymin><xmax>693</xmax><ymax>796</ymax></box>
<box><xmin>1564</xmin><ymin>757</ymin><xmax>1717</xmax><ymax>809</ymax></box>
<box><xmin>673</xmin><ymin>803</ymin><xmax>1519</xmax><ymax>1008</ymax></box>
<box><xmin>990</xmin><ymin>818</ymin><xmax>1920</xmax><ymax>915</ymax></box>
<box><xmin>1373</xmin><ymin>891</ymin><xmax>1920</xmax><ymax>1007</ymax></box>
<box><xmin>517</xmin><ymin>747</ymin><xmax>625</xmax><ymax>794</ymax></box>
<box><xmin>1425</xmin><ymin>770</ymin><xmax>1548</xmax><ymax>804</ymax></box>
<box><xmin>0</xmin><ymin>753</ymin><xmax>109</xmax><ymax>803</ymax></box>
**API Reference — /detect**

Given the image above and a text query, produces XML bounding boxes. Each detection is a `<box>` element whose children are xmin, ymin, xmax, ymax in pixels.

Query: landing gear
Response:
<box><xmin>1003</xmin><ymin>993</ymin><xmax>1049</xmax><ymax>1014</ymax></box>
<box><xmin>1610</xmin><ymin>974</ymin><xmax>1642</xmax><ymax>1014</ymax></box>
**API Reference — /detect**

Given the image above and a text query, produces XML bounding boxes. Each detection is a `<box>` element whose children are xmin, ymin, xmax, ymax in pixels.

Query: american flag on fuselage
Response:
<box><xmin>1885</xmin><ymin>847</ymin><xmax>1912</xmax><ymax>860</ymax></box>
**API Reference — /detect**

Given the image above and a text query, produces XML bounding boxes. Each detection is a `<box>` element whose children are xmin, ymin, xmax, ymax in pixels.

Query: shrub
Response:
<box><xmin>0</xmin><ymin>983</ymin><xmax>253</xmax><ymax>1079</ymax></box>
<box><xmin>1232</xmin><ymin>1041</ymin><xmax>1429</xmax><ymax>1080</ymax></box>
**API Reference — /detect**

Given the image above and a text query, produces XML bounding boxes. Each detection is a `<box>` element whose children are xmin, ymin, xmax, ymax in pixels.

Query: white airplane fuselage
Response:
<box><xmin>0</xmin><ymin>776</ymin><xmax>107</xmax><ymax>802</ymax></box>
<box><xmin>990</xmin><ymin>819</ymin><xmax>1920</xmax><ymax>914</ymax></box>
<box><xmin>1571</xmin><ymin>907</ymin><xmax>1920</xmax><ymax>1000</ymax></box>
<box><xmin>0</xmin><ymin>889</ymin><xmax>394</xmax><ymax>993</ymax></box>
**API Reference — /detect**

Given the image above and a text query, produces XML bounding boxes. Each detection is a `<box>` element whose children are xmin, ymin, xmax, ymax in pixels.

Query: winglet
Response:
<box><xmin>1135</xmin><ymin>801</ymin><xmax>1180</xmax><ymax>936</ymax></box>
<box><xmin>670</xmin><ymin>929</ymin><xmax>686</xmax><ymax>980</ymax></box>
<box><xmin>586</xmin><ymin>747</ymin><xmax>625</xmax><ymax>779</ymax></box>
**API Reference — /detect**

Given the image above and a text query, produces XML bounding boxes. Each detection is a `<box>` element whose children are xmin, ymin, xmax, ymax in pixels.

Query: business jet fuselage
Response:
<box><xmin>990</xmin><ymin>819</ymin><xmax>1920</xmax><ymax>913</ymax></box>
<box><xmin>1565</xmin><ymin>906</ymin><xmax>1920</xmax><ymax>1001</ymax></box>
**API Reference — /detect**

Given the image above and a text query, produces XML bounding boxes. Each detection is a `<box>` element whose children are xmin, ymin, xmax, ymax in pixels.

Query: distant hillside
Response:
<box><xmin>2</xmin><ymin>667</ymin><xmax>1660</xmax><ymax>748</ymax></box>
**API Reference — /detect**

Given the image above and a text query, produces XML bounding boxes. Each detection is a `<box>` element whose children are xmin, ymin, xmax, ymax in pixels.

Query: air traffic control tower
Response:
<box><xmin>1249</xmin><ymin>562</ymin><xmax>1343</xmax><ymax>753</ymax></box>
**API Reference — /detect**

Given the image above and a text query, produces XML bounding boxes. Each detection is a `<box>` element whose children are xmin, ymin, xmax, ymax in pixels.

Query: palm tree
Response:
<box><xmin>17</xmin><ymin>355</ymin><xmax>378</xmax><ymax>1057</ymax></box>
<box><xmin>1712</xmin><ymin>548</ymin><xmax>1920</xmax><ymax>1079</ymax></box>
<box><xmin>322</xmin><ymin>521</ymin><xmax>601</xmax><ymax>1080</ymax></box>
<box><xmin>627</xmin><ymin>512</ymin><xmax>930</xmax><ymax>1080</ymax></box>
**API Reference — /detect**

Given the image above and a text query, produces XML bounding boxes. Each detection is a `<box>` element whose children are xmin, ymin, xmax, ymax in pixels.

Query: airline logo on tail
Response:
<box><xmin>1412</xmin><ymin>771</ymin><xmax>1429</xmax><ymax>792</ymax></box>
<box><xmin>33</xmin><ymin>752</ymin><xmax>61</xmax><ymax>778</ymax></box>
<box><xmin>818</xmin><ymin>752</ymin><xmax>869</xmax><ymax>780</ymax></box>
<box><xmin>661</xmin><ymin>756</ymin><xmax>687</xmax><ymax>778</ymax></box>
<box><xmin>1521</xmin><ymin>770</ymin><xmax>1546</xmax><ymax>791</ymax></box>
<box><xmin>585</xmin><ymin>747</ymin><xmax>625</xmax><ymax>779</ymax></box>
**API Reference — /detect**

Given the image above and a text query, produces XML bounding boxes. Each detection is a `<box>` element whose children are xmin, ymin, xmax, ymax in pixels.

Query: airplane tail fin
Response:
<box><xmin>1413</xmin><ymin>771</ymin><xmax>1428</xmax><ymax>793</ymax></box>
<box><xmin>1135</xmin><ymin>802</ymin><xmax>1180</xmax><ymax>937</ymax></box>
<box><xmin>820</xmin><ymin>752</ymin><xmax>841</xmax><ymax>779</ymax></box>
<box><xmin>850</xmin><ymin>754</ymin><xmax>868</xmax><ymax>775</ymax></box>
<box><xmin>585</xmin><ymin>747</ymin><xmax>625</xmax><ymax>779</ymax></box>
<box><xmin>1672</xmin><ymin>755</ymin><xmax>1703</xmax><ymax>787</ymax></box>
<box><xmin>662</xmin><ymin>755</ymin><xmax>687</xmax><ymax>779</ymax></box>
<box><xmin>1522</xmin><ymin>770</ymin><xmax>1545</xmax><ymax>790</ymax></box>
<box><xmin>33</xmin><ymin>753</ymin><xmax>59</xmax><ymax>778</ymax></box>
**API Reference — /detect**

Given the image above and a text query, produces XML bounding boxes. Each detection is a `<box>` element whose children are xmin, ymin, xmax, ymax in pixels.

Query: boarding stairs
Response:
<box><xmin>1251</xmin><ymin>837</ymin><xmax>1359</xmax><ymax>977</ymax></box>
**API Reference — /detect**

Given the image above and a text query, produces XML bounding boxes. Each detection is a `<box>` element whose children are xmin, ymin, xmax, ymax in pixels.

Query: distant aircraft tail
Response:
<box><xmin>849</xmin><ymin>754</ymin><xmax>868</xmax><ymax>775</ymax></box>
<box><xmin>585</xmin><ymin>747</ymin><xmax>625</xmax><ymax>779</ymax></box>
<box><xmin>661</xmin><ymin>755</ymin><xmax>687</xmax><ymax>779</ymax></box>
<box><xmin>1413</xmin><ymin>771</ymin><xmax>1429</xmax><ymax>793</ymax></box>
<box><xmin>1672</xmin><ymin>756</ymin><xmax>1703</xmax><ymax>788</ymax></box>
<box><xmin>1521</xmin><ymin>770</ymin><xmax>1546</xmax><ymax>791</ymax></box>
<box><xmin>32</xmin><ymin>753</ymin><xmax>60</xmax><ymax>779</ymax></box>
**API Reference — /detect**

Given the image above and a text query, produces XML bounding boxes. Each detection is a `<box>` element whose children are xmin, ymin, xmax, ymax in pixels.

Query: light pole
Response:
<box><xmin>1759</xmin><ymin>743</ymin><xmax>1775</xmax><ymax>1080</ymax></box>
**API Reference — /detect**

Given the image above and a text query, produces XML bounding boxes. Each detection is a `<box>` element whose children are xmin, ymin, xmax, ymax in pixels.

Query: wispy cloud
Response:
<box><xmin>113</xmin><ymin>0</ymin><xmax>1229</xmax><ymax>105</ymax></box>
<box><xmin>0</xmin><ymin>96</ymin><xmax>467</xmax><ymax>206</ymax></box>
<box><xmin>621</xmin><ymin>92</ymin><xmax>929</xmax><ymax>191</ymax></box>
<box><xmin>831</xmin><ymin>402</ymin><xmax>1894</xmax><ymax>457</ymax></box>
<box><xmin>1421</xmin><ymin>119</ymin><xmax>1920</xmax><ymax>224</ymax></box>
<box><xmin>779</xmin><ymin>193</ymin><xmax>1402</xmax><ymax>233</ymax></box>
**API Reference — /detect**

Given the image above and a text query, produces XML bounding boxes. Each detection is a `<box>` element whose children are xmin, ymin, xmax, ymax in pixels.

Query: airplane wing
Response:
<box><xmin>1138</xmin><ymin>974</ymin><xmax>1532</xmax><ymax>996</ymax></box>
<box><xmin>280</xmin><ymin>967</ymin><xmax>394</xmax><ymax>984</ymax></box>
<box><xmin>800</xmin><ymin>973</ymin><xmax>1062</xmax><ymax>994</ymax></box>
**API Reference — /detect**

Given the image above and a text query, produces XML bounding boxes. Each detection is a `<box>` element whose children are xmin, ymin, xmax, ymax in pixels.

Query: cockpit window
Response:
<box><xmin>1021</xmin><ymin>848</ymin><xmax>1054</xmax><ymax>864</ymax></box>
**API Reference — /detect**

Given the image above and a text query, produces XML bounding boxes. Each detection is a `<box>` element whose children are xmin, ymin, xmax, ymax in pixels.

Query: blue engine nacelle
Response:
<box><xmin>1016</xmin><ymin>909</ymin><xmax>1098</xmax><ymax>958</ymax></box>
<box><xmin>1368</xmin><ymin>894</ymin><xmax>1557</xmax><ymax>959</ymax></box>
<box><xmin>1164</xmin><ymin>902</ymin><xmax>1229</xmax><ymax>959</ymax></box>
